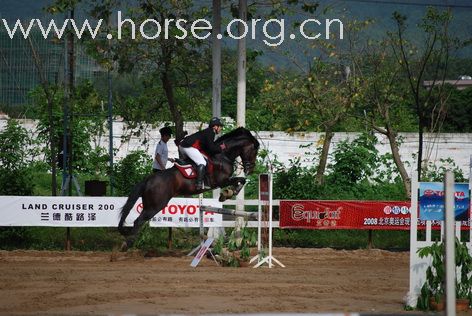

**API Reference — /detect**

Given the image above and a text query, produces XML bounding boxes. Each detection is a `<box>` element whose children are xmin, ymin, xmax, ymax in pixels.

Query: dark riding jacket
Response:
<box><xmin>180</xmin><ymin>127</ymin><xmax>222</xmax><ymax>156</ymax></box>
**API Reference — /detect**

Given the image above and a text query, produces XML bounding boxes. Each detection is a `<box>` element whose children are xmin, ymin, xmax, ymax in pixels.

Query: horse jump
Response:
<box><xmin>194</xmin><ymin>173</ymin><xmax>284</xmax><ymax>268</ymax></box>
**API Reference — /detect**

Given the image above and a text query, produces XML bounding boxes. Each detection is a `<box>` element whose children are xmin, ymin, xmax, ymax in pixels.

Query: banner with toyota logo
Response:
<box><xmin>0</xmin><ymin>196</ymin><xmax>222</xmax><ymax>227</ymax></box>
<box><xmin>418</xmin><ymin>182</ymin><xmax>470</xmax><ymax>221</ymax></box>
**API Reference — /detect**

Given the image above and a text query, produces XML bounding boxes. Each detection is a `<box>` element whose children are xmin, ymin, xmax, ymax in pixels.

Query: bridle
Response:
<box><xmin>219</xmin><ymin>134</ymin><xmax>258</xmax><ymax>174</ymax></box>
<box><xmin>236</xmin><ymin>143</ymin><xmax>257</xmax><ymax>173</ymax></box>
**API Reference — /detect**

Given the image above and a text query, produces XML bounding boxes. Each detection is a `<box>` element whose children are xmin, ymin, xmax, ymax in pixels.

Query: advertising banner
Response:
<box><xmin>0</xmin><ymin>196</ymin><xmax>222</xmax><ymax>227</ymax></box>
<box><xmin>280</xmin><ymin>200</ymin><xmax>472</xmax><ymax>230</ymax></box>
<box><xmin>280</xmin><ymin>200</ymin><xmax>412</xmax><ymax>230</ymax></box>
<box><xmin>418</xmin><ymin>182</ymin><xmax>470</xmax><ymax>221</ymax></box>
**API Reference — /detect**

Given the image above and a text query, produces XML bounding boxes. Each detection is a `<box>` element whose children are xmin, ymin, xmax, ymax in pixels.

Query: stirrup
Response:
<box><xmin>199</xmin><ymin>181</ymin><xmax>210</xmax><ymax>190</ymax></box>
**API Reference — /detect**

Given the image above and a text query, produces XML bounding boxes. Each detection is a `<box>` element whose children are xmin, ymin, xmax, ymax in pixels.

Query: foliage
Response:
<box><xmin>273</xmin><ymin>132</ymin><xmax>408</xmax><ymax>201</ymax></box>
<box><xmin>254</xmin><ymin>61</ymin><xmax>353</xmax><ymax>133</ymax></box>
<box><xmin>328</xmin><ymin>133</ymin><xmax>379</xmax><ymax>185</ymax></box>
<box><xmin>113</xmin><ymin>150</ymin><xmax>152</xmax><ymax>196</ymax></box>
<box><xmin>388</xmin><ymin>7</ymin><xmax>470</xmax><ymax>180</ymax></box>
<box><xmin>30</xmin><ymin>81</ymin><xmax>108</xmax><ymax>175</ymax></box>
<box><xmin>133</xmin><ymin>223</ymin><xmax>167</xmax><ymax>252</ymax></box>
<box><xmin>0</xmin><ymin>227</ymin><xmax>34</xmax><ymax>249</ymax></box>
<box><xmin>438</xmin><ymin>87</ymin><xmax>472</xmax><ymax>132</ymax></box>
<box><xmin>417</xmin><ymin>238</ymin><xmax>472</xmax><ymax>310</ymax></box>
<box><xmin>227</xmin><ymin>225</ymin><xmax>257</xmax><ymax>261</ymax></box>
<box><xmin>274</xmin><ymin>229</ymin><xmax>409</xmax><ymax>250</ymax></box>
<box><xmin>0</xmin><ymin>119</ymin><xmax>34</xmax><ymax>195</ymax></box>
<box><xmin>80</xmin><ymin>0</ymin><xmax>214</xmax><ymax>141</ymax></box>
<box><xmin>0</xmin><ymin>227</ymin><xmax>122</xmax><ymax>251</ymax></box>
<box><xmin>213</xmin><ymin>224</ymin><xmax>257</xmax><ymax>267</ymax></box>
<box><xmin>222</xmin><ymin>50</ymin><xmax>267</xmax><ymax>124</ymax></box>
<box><xmin>422</xmin><ymin>158</ymin><xmax>466</xmax><ymax>182</ymax></box>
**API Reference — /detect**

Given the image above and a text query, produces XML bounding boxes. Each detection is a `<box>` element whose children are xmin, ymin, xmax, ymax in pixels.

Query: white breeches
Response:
<box><xmin>179</xmin><ymin>146</ymin><xmax>206</xmax><ymax>166</ymax></box>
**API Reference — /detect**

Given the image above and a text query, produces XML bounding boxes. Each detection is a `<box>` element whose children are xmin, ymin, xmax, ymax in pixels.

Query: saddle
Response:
<box><xmin>174</xmin><ymin>157</ymin><xmax>215</xmax><ymax>180</ymax></box>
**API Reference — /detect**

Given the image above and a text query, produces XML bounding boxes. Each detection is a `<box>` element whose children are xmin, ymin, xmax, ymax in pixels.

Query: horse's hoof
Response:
<box><xmin>219</xmin><ymin>189</ymin><xmax>234</xmax><ymax>202</ymax></box>
<box><xmin>110</xmin><ymin>251</ymin><xmax>118</xmax><ymax>262</ymax></box>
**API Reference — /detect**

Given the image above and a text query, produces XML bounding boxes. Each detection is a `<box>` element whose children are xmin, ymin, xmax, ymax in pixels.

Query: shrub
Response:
<box><xmin>113</xmin><ymin>150</ymin><xmax>152</xmax><ymax>196</ymax></box>
<box><xmin>0</xmin><ymin>119</ymin><xmax>34</xmax><ymax>195</ymax></box>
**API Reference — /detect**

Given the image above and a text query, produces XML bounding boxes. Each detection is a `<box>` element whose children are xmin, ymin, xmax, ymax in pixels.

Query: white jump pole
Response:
<box><xmin>444</xmin><ymin>171</ymin><xmax>456</xmax><ymax>316</ymax></box>
<box><xmin>250</xmin><ymin>174</ymin><xmax>266</xmax><ymax>264</ymax></box>
<box><xmin>199</xmin><ymin>206</ymin><xmax>257</xmax><ymax>219</ymax></box>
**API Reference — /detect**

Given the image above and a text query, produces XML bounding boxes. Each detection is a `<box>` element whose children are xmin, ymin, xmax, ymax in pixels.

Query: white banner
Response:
<box><xmin>0</xmin><ymin>196</ymin><xmax>222</xmax><ymax>227</ymax></box>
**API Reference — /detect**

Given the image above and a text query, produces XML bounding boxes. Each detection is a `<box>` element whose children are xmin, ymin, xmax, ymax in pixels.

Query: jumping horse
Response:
<box><xmin>118</xmin><ymin>127</ymin><xmax>260</xmax><ymax>250</ymax></box>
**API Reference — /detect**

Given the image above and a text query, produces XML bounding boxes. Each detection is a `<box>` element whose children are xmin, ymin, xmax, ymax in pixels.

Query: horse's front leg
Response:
<box><xmin>231</xmin><ymin>177</ymin><xmax>246</xmax><ymax>195</ymax></box>
<box><xmin>219</xmin><ymin>177</ymin><xmax>246</xmax><ymax>202</ymax></box>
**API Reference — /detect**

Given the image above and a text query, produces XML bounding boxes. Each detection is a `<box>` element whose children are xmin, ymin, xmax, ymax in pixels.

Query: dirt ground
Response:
<box><xmin>0</xmin><ymin>247</ymin><xmax>414</xmax><ymax>315</ymax></box>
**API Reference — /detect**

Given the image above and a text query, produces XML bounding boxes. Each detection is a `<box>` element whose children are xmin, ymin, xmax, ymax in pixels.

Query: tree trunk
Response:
<box><xmin>160</xmin><ymin>44</ymin><xmax>184</xmax><ymax>143</ymax></box>
<box><xmin>48</xmin><ymin>98</ymin><xmax>57</xmax><ymax>196</ymax></box>
<box><xmin>386</xmin><ymin>125</ymin><xmax>411</xmax><ymax>198</ymax></box>
<box><xmin>67</xmin><ymin>8</ymin><xmax>75</xmax><ymax>197</ymax></box>
<box><xmin>161</xmin><ymin>69</ymin><xmax>184</xmax><ymax>142</ymax></box>
<box><xmin>417</xmin><ymin>123</ymin><xmax>423</xmax><ymax>182</ymax></box>
<box><xmin>315</xmin><ymin>130</ymin><xmax>334</xmax><ymax>185</ymax></box>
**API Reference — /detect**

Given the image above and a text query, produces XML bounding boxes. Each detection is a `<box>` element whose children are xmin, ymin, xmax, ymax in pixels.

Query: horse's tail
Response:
<box><xmin>118</xmin><ymin>181</ymin><xmax>145</xmax><ymax>234</ymax></box>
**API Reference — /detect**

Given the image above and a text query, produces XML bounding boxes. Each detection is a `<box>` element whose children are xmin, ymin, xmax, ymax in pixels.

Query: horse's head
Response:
<box><xmin>217</xmin><ymin>127</ymin><xmax>260</xmax><ymax>175</ymax></box>
<box><xmin>240</xmin><ymin>138</ymin><xmax>259</xmax><ymax>174</ymax></box>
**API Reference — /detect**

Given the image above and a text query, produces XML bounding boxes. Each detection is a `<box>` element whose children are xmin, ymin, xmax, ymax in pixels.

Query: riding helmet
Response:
<box><xmin>209</xmin><ymin>117</ymin><xmax>224</xmax><ymax>127</ymax></box>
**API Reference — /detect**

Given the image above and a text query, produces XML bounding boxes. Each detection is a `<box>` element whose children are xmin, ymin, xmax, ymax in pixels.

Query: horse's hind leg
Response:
<box><xmin>121</xmin><ymin>210</ymin><xmax>155</xmax><ymax>251</ymax></box>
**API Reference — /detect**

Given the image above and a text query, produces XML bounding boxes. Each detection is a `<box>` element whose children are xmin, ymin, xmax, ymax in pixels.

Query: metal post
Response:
<box><xmin>211</xmin><ymin>0</ymin><xmax>223</xmax><ymax>214</ymax></box>
<box><xmin>107</xmin><ymin>69</ymin><xmax>113</xmax><ymax>195</ymax></box>
<box><xmin>212</xmin><ymin>0</ymin><xmax>221</xmax><ymax>118</ymax></box>
<box><xmin>268</xmin><ymin>172</ymin><xmax>273</xmax><ymax>266</ymax></box>
<box><xmin>236</xmin><ymin>0</ymin><xmax>247</xmax><ymax>216</ymax></box>
<box><xmin>444</xmin><ymin>171</ymin><xmax>456</xmax><ymax>316</ymax></box>
<box><xmin>236</xmin><ymin>0</ymin><xmax>246</xmax><ymax>127</ymax></box>
<box><xmin>367</xmin><ymin>229</ymin><xmax>373</xmax><ymax>249</ymax></box>
<box><xmin>469</xmin><ymin>156</ymin><xmax>472</xmax><ymax>245</ymax></box>
<box><xmin>62</xmin><ymin>25</ymin><xmax>68</xmax><ymax>193</ymax></box>
<box><xmin>406</xmin><ymin>171</ymin><xmax>419</xmax><ymax>307</ymax></box>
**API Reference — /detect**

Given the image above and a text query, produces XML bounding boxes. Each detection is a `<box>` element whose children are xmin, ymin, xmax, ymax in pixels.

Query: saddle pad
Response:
<box><xmin>175</xmin><ymin>163</ymin><xmax>197</xmax><ymax>179</ymax></box>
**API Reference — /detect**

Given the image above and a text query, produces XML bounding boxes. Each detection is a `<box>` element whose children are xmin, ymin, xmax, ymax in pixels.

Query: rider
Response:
<box><xmin>179</xmin><ymin>117</ymin><xmax>226</xmax><ymax>189</ymax></box>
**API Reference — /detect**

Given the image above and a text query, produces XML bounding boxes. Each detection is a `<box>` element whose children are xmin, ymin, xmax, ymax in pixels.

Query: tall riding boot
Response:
<box><xmin>197</xmin><ymin>164</ymin><xmax>206</xmax><ymax>189</ymax></box>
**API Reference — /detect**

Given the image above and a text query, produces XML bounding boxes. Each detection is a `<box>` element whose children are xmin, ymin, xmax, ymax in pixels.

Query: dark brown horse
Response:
<box><xmin>118</xmin><ymin>127</ymin><xmax>260</xmax><ymax>250</ymax></box>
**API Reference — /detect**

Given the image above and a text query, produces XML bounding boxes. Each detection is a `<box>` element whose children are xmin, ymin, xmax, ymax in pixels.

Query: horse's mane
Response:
<box><xmin>216</xmin><ymin>127</ymin><xmax>260</xmax><ymax>149</ymax></box>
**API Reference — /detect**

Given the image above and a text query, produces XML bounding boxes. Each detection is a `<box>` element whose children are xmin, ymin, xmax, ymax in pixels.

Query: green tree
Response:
<box><xmin>31</xmin><ymin>81</ymin><xmax>107</xmax><ymax>176</ymax></box>
<box><xmin>0</xmin><ymin>119</ymin><xmax>34</xmax><ymax>195</ymax></box>
<box><xmin>352</xmin><ymin>40</ymin><xmax>415</xmax><ymax>197</ymax></box>
<box><xmin>258</xmin><ymin>59</ymin><xmax>354</xmax><ymax>185</ymax></box>
<box><xmin>389</xmin><ymin>7</ymin><xmax>468</xmax><ymax>180</ymax></box>
<box><xmin>84</xmin><ymin>0</ymin><xmax>213</xmax><ymax>142</ymax></box>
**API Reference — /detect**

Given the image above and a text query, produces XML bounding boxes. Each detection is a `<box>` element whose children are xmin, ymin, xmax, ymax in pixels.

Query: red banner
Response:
<box><xmin>279</xmin><ymin>200</ymin><xmax>471</xmax><ymax>230</ymax></box>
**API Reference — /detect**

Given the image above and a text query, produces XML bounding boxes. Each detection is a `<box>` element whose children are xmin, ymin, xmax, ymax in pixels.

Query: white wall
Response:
<box><xmin>1</xmin><ymin>117</ymin><xmax>471</xmax><ymax>178</ymax></box>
